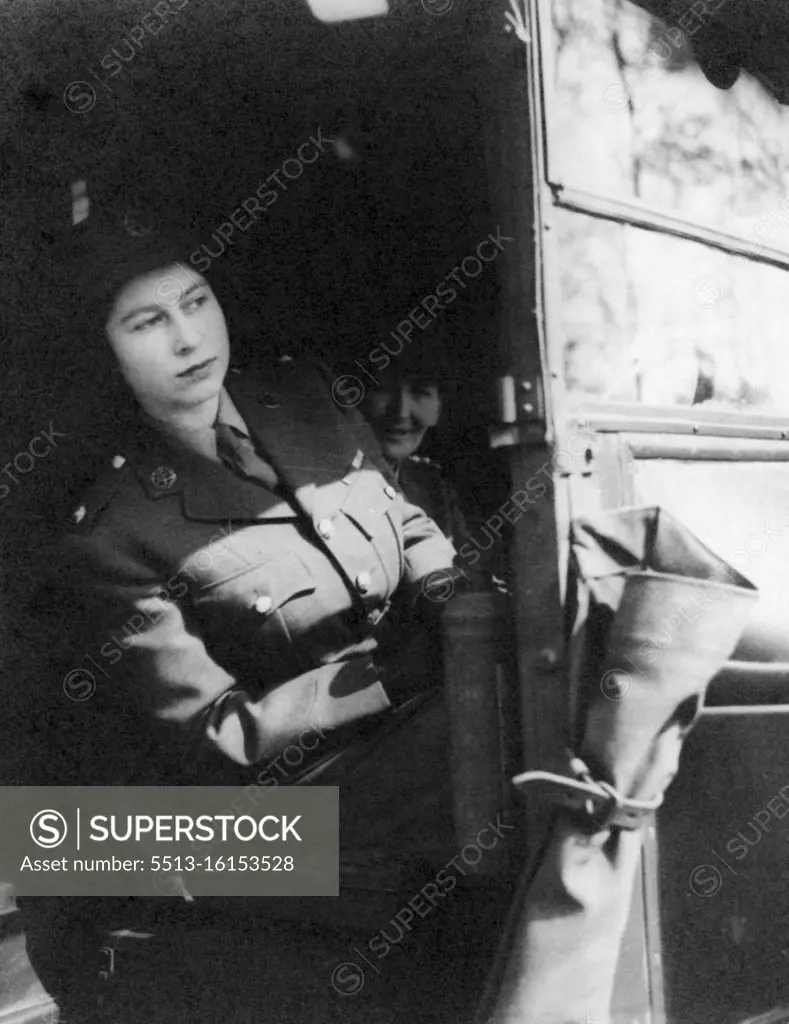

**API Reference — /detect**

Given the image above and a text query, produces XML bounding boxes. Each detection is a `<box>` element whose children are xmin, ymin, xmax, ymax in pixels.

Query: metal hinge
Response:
<box><xmin>490</xmin><ymin>375</ymin><xmax>547</xmax><ymax>449</ymax></box>
<box><xmin>495</xmin><ymin>375</ymin><xmax>545</xmax><ymax>424</ymax></box>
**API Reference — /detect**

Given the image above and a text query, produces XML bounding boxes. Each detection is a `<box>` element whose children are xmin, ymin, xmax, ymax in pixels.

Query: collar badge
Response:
<box><xmin>122</xmin><ymin>210</ymin><xmax>154</xmax><ymax>238</ymax></box>
<box><xmin>150</xmin><ymin>466</ymin><xmax>177</xmax><ymax>490</ymax></box>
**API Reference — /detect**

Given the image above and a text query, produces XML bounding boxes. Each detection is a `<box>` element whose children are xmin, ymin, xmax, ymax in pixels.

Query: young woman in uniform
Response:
<box><xmin>20</xmin><ymin>205</ymin><xmax>511</xmax><ymax>1024</ymax></box>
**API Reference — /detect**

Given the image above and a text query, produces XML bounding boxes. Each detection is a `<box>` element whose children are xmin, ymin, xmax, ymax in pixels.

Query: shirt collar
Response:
<box><xmin>215</xmin><ymin>389</ymin><xmax>250</xmax><ymax>437</ymax></box>
<box><xmin>143</xmin><ymin>388</ymin><xmax>250</xmax><ymax>463</ymax></box>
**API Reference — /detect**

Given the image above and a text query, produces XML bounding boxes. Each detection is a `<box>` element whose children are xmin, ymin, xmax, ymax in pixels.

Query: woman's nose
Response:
<box><xmin>394</xmin><ymin>386</ymin><xmax>415</xmax><ymax>420</ymax></box>
<box><xmin>172</xmin><ymin>317</ymin><xmax>201</xmax><ymax>355</ymax></box>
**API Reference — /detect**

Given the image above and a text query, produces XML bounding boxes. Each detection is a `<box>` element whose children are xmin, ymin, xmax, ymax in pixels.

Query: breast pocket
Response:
<box><xmin>192</xmin><ymin>549</ymin><xmax>319</xmax><ymax>646</ymax></box>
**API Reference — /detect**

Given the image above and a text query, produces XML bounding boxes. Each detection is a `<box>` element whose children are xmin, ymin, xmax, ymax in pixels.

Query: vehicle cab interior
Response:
<box><xmin>4</xmin><ymin>1</ymin><xmax>789</xmax><ymax>1022</ymax></box>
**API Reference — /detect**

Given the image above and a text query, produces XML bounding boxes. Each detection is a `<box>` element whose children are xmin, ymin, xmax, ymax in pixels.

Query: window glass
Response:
<box><xmin>557</xmin><ymin>207</ymin><xmax>789</xmax><ymax>415</ymax></box>
<box><xmin>549</xmin><ymin>0</ymin><xmax>789</xmax><ymax>247</ymax></box>
<box><xmin>633</xmin><ymin>460</ymin><xmax>789</xmax><ymax>614</ymax></box>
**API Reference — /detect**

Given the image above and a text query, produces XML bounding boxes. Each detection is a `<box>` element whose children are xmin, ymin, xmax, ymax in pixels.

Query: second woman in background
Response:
<box><xmin>360</xmin><ymin>342</ymin><xmax>470</xmax><ymax>546</ymax></box>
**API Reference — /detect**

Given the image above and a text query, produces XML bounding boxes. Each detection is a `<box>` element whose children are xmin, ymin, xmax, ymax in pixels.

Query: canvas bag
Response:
<box><xmin>476</xmin><ymin>505</ymin><xmax>758</xmax><ymax>1024</ymax></box>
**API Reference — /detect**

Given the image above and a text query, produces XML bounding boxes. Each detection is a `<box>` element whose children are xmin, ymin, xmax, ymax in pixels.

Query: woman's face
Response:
<box><xmin>362</xmin><ymin>376</ymin><xmax>442</xmax><ymax>463</ymax></box>
<box><xmin>105</xmin><ymin>264</ymin><xmax>230</xmax><ymax>421</ymax></box>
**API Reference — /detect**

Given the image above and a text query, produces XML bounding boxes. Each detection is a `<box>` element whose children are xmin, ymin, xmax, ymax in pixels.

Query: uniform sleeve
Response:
<box><xmin>61</xmin><ymin>530</ymin><xmax>393</xmax><ymax>774</ymax></box>
<box><xmin>397</xmin><ymin>491</ymin><xmax>457</xmax><ymax>584</ymax></box>
<box><xmin>306</xmin><ymin>357</ymin><xmax>457</xmax><ymax>583</ymax></box>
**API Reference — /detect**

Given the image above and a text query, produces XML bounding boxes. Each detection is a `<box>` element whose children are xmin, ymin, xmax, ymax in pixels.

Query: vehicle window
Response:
<box><xmin>544</xmin><ymin>0</ymin><xmax>789</xmax><ymax>420</ymax></box>
<box><xmin>548</xmin><ymin>0</ymin><xmax>789</xmax><ymax>238</ymax></box>
<box><xmin>558</xmin><ymin>207</ymin><xmax>789</xmax><ymax>415</ymax></box>
<box><xmin>633</xmin><ymin>459</ymin><xmax>789</xmax><ymax>611</ymax></box>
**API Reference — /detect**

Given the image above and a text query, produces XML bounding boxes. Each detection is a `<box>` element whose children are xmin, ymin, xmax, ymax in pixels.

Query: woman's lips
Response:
<box><xmin>178</xmin><ymin>357</ymin><xmax>216</xmax><ymax>379</ymax></box>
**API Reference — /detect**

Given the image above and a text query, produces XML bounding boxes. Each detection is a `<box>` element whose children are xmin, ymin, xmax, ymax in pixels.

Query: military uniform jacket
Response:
<box><xmin>58</xmin><ymin>361</ymin><xmax>456</xmax><ymax>784</ymax></box>
<box><xmin>396</xmin><ymin>455</ymin><xmax>470</xmax><ymax>547</ymax></box>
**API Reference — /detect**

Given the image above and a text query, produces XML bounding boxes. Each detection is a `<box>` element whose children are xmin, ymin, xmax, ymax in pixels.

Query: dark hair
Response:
<box><xmin>368</xmin><ymin>341</ymin><xmax>458</xmax><ymax>404</ymax></box>
<box><xmin>337</xmin><ymin>294</ymin><xmax>463</xmax><ymax>398</ymax></box>
<box><xmin>61</xmin><ymin>300</ymin><xmax>147</xmax><ymax>466</ymax></box>
<box><xmin>53</xmin><ymin>203</ymin><xmax>228</xmax><ymax>446</ymax></box>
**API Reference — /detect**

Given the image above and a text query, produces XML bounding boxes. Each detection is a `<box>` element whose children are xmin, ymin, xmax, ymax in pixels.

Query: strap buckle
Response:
<box><xmin>512</xmin><ymin>753</ymin><xmax>664</xmax><ymax>832</ymax></box>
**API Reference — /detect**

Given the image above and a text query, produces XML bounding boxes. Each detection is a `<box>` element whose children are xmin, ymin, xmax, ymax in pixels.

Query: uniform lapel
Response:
<box><xmin>125</xmin><ymin>363</ymin><xmax>377</xmax><ymax>525</ymax></box>
<box><xmin>180</xmin><ymin>455</ymin><xmax>297</xmax><ymax>521</ymax></box>
<box><xmin>227</xmin><ymin>366</ymin><xmax>367</xmax><ymax>520</ymax></box>
<box><xmin>125</xmin><ymin>424</ymin><xmax>298</xmax><ymax>522</ymax></box>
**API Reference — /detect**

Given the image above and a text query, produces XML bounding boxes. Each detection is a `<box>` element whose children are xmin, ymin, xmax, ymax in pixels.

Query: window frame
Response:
<box><xmin>533</xmin><ymin>0</ymin><xmax>789</xmax><ymax>438</ymax></box>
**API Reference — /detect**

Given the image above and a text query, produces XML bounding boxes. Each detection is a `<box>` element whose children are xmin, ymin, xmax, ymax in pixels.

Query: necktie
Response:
<box><xmin>214</xmin><ymin>421</ymin><xmax>281</xmax><ymax>491</ymax></box>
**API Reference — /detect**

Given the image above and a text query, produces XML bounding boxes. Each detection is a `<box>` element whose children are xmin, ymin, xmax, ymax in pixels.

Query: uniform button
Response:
<box><xmin>317</xmin><ymin>518</ymin><xmax>335</xmax><ymax>540</ymax></box>
<box><xmin>254</xmin><ymin>595</ymin><xmax>273</xmax><ymax>614</ymax></box>
<box><xmin>355</xmin><ymin>571</ymin><xmax>371</xmax><ymax>595</ymax></box>
<box><xmin>73</xmin><ymin>505</ymin><xmax>87</xmax><ymax>524</ymax></box>
<box><xmin>111</xmin><ymin>455</ymin><xmax>126</xmax><ymax>470</ymax></box>
<box><xmin>383</xmin><ymin>485</ymin><xmax>396</xmax><ymax>499</ymax></box>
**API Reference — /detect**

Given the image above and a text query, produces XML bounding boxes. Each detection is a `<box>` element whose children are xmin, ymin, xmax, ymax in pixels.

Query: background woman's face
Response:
<box><xmin>363</xmin><ymin>377</ymin><xmax>442</xmax><ymax>462</ymax></box>
<box><xmin>104</xmin><ymin>264</ymin><xmax>230</xmax><ymax>421</ymax></box>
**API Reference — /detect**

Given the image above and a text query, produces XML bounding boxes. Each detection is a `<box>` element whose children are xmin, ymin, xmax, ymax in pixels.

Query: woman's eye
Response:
<box><xmin>184</xmin><ymin>293</ymin><xmax>208</xmax><ymax>312</ymax></box>
<box><xmin>132</xmin><ymin>313</ymin><xmax>165</xmax><ymax>332</ymax></box>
